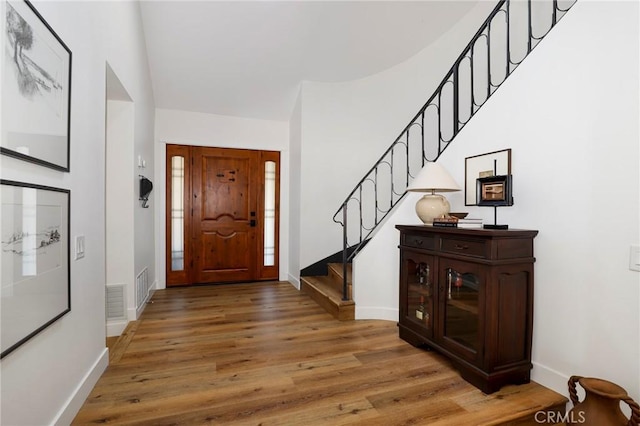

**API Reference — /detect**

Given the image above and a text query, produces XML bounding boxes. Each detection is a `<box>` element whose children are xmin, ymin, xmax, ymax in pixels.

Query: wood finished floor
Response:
<box><xmin>73</xmin><ymin>282</ymin><xmax>565</xmax><ymax>425</ymax></box>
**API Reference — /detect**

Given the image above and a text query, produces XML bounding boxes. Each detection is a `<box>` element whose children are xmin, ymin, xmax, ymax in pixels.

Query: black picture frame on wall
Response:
<box><xmin>0</xmin><ymin>180</ymin><xmax>71</xmax><ymax>359</ymax></box>
<box><xmin>2</xmin><ymin>0</ymin><xmax>72</xmax><ymax>172</ymax></box>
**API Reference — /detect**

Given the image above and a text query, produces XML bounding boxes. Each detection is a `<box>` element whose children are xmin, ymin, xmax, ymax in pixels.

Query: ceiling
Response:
<box><xmin>139</xmin><ymin>1</ymin><xmax>480</xmax><ymax>122</ymax></box>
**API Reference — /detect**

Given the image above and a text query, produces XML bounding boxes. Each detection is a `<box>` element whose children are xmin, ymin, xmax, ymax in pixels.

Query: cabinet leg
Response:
<box><xmin>399</xmin><ymin>325</ymin><xmax>431</xmax><ymax>349</ymax></box>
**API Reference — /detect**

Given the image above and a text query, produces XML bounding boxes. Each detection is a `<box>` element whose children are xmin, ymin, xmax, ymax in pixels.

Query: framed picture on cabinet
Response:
<box><xmin>2</xmin><ymin>0</ymin><xmax>72</xmax><ymax>171</ymax></box>
<box><xmin>476</xmin><ymin>175</ymin><xmax>513</xmax><ymax>207</ymax></box>
<box><xmin>464</xmin><ymin>149</ymin><xmax>511</xmax><ymax>205</ymax></box>
<box><xmin>0</xmin><ymin>180</ymin><xmax>71</xmax><ymax>358</ymax></box>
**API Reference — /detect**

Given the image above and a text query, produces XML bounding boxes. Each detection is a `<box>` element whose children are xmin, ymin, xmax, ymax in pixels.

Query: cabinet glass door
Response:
<box><xmin>403</xmin><ymin>253</ymin><xmax>434</xmax><ymax>336</ymax></box>
<box><xmin>441</xmin><ymin>261</ymin><xmax>481</xmax><ymax>359</ymax></box>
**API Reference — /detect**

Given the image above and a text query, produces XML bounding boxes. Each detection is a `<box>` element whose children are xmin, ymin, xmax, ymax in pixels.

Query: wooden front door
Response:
<box><xmin>166</xmin><ymin>145</ymin><xmax>279</xmax><ymax>286</ymax></box>
<box><xmin>192</xmin><ymin>147</ymin><xmax>257</xmax><ymax>283</ymax></box>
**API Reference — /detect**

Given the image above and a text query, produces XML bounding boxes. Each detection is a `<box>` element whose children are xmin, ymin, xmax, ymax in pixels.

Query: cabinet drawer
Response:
<box><xmin>440</xmin><ymin>237</ymin><xmax>486</xmax><ymax>258</ymax></box>
<box><xmin>403</xmin><ymin>234</ymin><xmax>435</xmax><ymax>250</ymax></box>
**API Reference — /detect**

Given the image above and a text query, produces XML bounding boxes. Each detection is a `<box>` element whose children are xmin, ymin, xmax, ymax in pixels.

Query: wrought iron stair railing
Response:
<box><xmin>332</xmin><ymin>0</ymin><xmax>576</xmax><ymax>301</ymax></box>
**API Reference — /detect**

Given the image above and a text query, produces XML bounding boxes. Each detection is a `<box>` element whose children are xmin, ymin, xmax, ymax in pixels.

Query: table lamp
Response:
<box><xmin>407</xmin><ymin>162</ymin><xmax>461</xmax><ymax>225</ymax></box>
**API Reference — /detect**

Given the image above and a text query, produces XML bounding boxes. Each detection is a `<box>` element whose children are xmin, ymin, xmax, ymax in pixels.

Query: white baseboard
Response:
<box><xmin>127</xmin><ymin>306</ymin><xmax>137</xmax><ymax>321</ymax></box>
<box><xmin>52</xmin><ymin>348</ymin><xmax>108</xmax><ymax>426</ymax></box>
<box><xmin>531</xmin><ymin>361</ymin><xmax>570</xmax><ymax>397</ymax></box>
<box><xmin>287</xmin><ymin>274</ymin><xmax>300</xmax><ymax>290</ymax></box>
<box><xmin>355</xmin><ymin>306</ymin><xmax>399</xmax><ymax>322</ymax></box>
<box><xmin>106</xmin><ymin>319</ymin><xmax>128</xmax><ymax>337</ymax></box>
<box><xmin>155</xmin><ymin>275</ymin><xmax>167</xmax><ymax>290</ymax></box>
<box><xmin>129</xmin><ymin>282</ymin><xmax>157</xmax><ymax>320</ymax></box>
<box><xmin>136</xmin><ymin>303</ymin><xmax>145</xmax><ymax>318</ymax></box>
<box><xmin>135</xmin><ymin>288</ymin><xmax>155</xmax><ymax>319</ymax></box>
<box><xmin>136</xmin><ymin>289</ymin><xmax>149</xmax><ymax>320</ymax></box>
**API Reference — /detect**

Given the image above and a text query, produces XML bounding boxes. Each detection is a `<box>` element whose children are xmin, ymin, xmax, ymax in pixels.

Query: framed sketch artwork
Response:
<box><xmin>2</xmin><ymin>0</ymin><xmax>72</xmax><ymax>171</ymax></box>
<box><xmin>1</xmin><ymin>180</ymin><xmax>70</xmax><ymax>358</ymax></box>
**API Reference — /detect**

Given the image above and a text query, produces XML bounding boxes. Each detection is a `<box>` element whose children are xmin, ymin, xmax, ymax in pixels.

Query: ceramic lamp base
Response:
<box><xmin>415</xmin><ymin>193</ymin><xmax>450</xmax><ymax>224</ymax></box>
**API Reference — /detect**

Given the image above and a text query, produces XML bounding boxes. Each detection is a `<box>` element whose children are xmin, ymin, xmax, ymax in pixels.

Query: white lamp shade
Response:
<box><xmin>407</xmin><ymin>162</ymin><xmax>461</xmax><ymax>193</ymax></box>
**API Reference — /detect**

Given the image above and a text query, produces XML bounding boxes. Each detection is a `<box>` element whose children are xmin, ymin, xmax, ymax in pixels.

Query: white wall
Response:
<box><xmin>153</xmin><ymin>108</ymin><xmax>290</xmax><ymax>287</ymax></box>
<box><xmin>354</xmin><ymin>0</ymin><xmax>639</xmax><ymax>402</ymax></box>
<box><xmin>0</xmin><ymin>1</ymin><xmax>156</xmax><ymax>424</ymax></box>
<box><xmin>104</xmin><ymin>4</ymin><xmax>158</xmax><ymax>311</ymax></box>
<box><xmin>288</xmin><ymin>91</ymin><xmax>303</xmax><ymax>287</ymax></box>
<box><xmin>100</xmin><ymin>4</ymin><xmax>157</xmax><ymax>304</ymax></box>
<box><xmin>105</xmin><ymin>100</ymin><xmax>135</xmax><ymax>324</ymax></box>
<box><xmin>297</xmin><ymin>1</ymin><xmax>498</xmax><ymax>269</ymax></box>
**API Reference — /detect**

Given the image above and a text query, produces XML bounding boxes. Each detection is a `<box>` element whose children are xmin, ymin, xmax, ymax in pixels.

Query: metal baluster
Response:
<box><xmin>453</xmin><ymin>64</ymin><xmax>460</xmax><ymax>137</ymax></box>
<box><xmin>390</xmin><ymin>149</ymin><xmax>395</xmax><ymax>209</ymax></box>
<box><xmin>506</xmin><ymin>1</ymin><xmax>512</xmax><ymax>77</ymax></box>
<box><xmin>437</xmin><ymin>90</ymin><xmax>443</xmax><ymax>155</ymax></box>
<box><xmin>470</xmin><ymin>44</ymin><xmax>476</xmax><ymax>115</ymax></box>
<box><xmin>374</xmin><ymin>167</ymin><xmax>379</xmax><ymax>225</ymax></box>
<box><xmin>342</xmin><ymin>205</ymin><xmax>348</xmax><ymax>301</ymax></box>
<box><xmin>487</xmin><ymin>26</ymin><xmax>492</xmax><ymax>98</ymax></box>
<box><xmin>420</xmin><ymin>111</ymin><xmax>425</xmax><ymax>168</ymax></box>
<box><xmin>405</xmin><ymin>132</ymin><xmax>410</xmax><ymax>187</ymax></box>
<box><xmin>527</xmin><ymin>0</ymin><xmax>533</xmax><ymax>53</ymax></box>
<box><xmin>358</xmin><ymin>185</ymin><xmax>363</xmax><ymax>245</ymax></box>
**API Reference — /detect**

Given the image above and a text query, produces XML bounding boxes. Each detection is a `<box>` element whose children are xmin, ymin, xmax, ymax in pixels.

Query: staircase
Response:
<box><xmin>304</xmin><ymin>0</ymin><xmax>576</xmax><ymax>319</ymax></box>
<box><xmin>301</xmin><ymin>263</ymin><xmax>354</xmax><ymax>321</ymax></box>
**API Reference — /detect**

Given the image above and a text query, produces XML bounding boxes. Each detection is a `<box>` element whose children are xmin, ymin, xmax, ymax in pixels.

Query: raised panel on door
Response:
<box><xmin>201</xmin><ymin>156</ymin><xmax>250</xmax><ymax>222</ymax></box>
<box><xmin>199</xmin><ymin>229</ymin><xmax>252</xmax><ymax>281</ymax></box>
<box><xmin>493</xmin><ymin>266</ymin><xmax>532</xmax><ymax>368</ymax></box>
<box><xmin>192</xmin><ymin>147</ymin><xmax>258</xmax><ymax>283</ymax></box>
<box><xmin>401</xmin><ymin>249</ymin><xmax>435</xmax><ymax>339</ymax></box>
<box><xmin>437</xmin><ymin>258</ymin><xmax>485</xmax><ymax>364</ymax></box>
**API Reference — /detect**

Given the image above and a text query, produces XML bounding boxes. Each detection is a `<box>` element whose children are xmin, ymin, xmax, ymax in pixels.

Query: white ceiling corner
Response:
<box><xmin>139</xmin><ymin>0</ymin><xmax>480</xmax><ymax>122</ymax></box>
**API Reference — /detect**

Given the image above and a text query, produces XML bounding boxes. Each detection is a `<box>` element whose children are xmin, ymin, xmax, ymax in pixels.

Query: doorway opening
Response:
<box><xmin>105</xmin><ymin>64</ymin><xmax>134</xmax><ymax>337</ymax></box>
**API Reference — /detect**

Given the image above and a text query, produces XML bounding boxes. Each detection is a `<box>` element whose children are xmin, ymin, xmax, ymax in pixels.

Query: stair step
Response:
<box><xmin>301</xmin><ymin>276</ymin><xmax>354</xmax><ymax>321</ymax></box>
<box><xmin>327</xmin><ymin>263</ymin><xmax>352</xmax><ymax>286</ymax></box>
<box><xmin>322</xmin><ymin>263</ymin><xmax>352</xmax><ymax>299</ymax></box>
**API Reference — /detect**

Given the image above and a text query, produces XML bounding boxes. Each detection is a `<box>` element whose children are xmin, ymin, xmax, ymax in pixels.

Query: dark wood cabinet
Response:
<box><xmin>396</xmin><ymin>225</ymin><xmax>538</xmax><ymax>394</ymax></box>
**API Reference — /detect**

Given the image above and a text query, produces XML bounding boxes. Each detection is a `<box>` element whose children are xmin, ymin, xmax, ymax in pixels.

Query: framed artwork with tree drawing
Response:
<box><xmin>2</xmin><ymin>0</ymin><xmax>72</xmax><ymax>171</ymax></box>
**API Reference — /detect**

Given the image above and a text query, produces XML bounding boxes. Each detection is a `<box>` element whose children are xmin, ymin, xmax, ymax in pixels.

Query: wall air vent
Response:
<box><xmin>136</xmin><ymin>267</ymin><xmax>151</xmax><ymax>309</ymax></box>
<box><xmin>106</xmin><ymin>284</ymin><xmax>126</xmax><ymax>320</ymax></box>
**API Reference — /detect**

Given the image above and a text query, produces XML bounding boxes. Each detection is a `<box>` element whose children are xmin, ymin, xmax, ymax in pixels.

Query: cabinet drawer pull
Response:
<box><xmin>405</xmin><ymin>236</ymin><xmax>434</xmax><ymax>250</ymax></box>
<box><xmin>441</xmin><ymin>238</ymin><xmax>485</xmax><ymax>257</ymax></box>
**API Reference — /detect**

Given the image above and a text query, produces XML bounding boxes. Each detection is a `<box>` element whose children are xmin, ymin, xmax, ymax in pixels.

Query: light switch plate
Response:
<box><xmin>629</xmin><ymin>245</ymin><xmax>640</xmax><ymax>272</ymax></box>
<box><xmin>75</xmin><ymin>235</ymin><xmax>85</xmax><ymax>260</ymax></box>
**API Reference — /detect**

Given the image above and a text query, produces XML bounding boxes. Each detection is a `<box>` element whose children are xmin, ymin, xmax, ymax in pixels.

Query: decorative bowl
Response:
<box><xmin>449</xmin><ymin>212</ymin><xmax>469</xmax><ymax>219</ymax></box>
